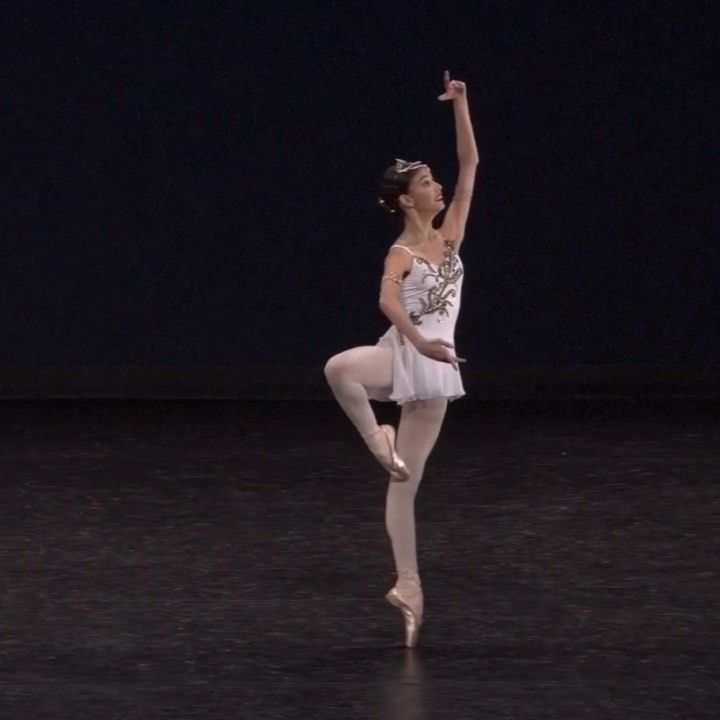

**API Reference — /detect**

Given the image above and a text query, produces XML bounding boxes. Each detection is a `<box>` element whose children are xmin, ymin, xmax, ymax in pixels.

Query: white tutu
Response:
<box><xmin>367</xmin><ymin>325</ymin><xmax>465</xmax><ymax>405</ymax></box>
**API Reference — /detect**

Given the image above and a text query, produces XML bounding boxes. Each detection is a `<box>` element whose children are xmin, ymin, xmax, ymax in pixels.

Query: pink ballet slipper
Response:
<box><xmin>362</xmin><ymin>425</ymin><xmax>410</xmax><ymax>481</ymax></box>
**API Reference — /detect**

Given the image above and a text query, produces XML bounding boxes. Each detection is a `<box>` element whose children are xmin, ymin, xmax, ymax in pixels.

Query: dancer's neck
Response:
<box><xmin>401</xmin><ymin>212</ymin><xmax>438</xmax><ymax>245</ymax></box>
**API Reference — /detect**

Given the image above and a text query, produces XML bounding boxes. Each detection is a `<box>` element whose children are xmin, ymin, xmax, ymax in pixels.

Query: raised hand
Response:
<box><xmin>437</xmin><ymin>70</ymin><xmax>467</xmax><ymax>101</ymax></box>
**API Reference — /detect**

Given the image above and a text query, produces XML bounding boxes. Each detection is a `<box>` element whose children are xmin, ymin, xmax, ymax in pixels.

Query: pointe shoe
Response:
<box><xmin>362</xmin><ymin>425</ymin><xmax>410</xmax><ymax>481</ymax></box>
<box><xmin>385</xmin><ymin>586</ymin><xmax>423</xmax><ymax>648</ymax></box>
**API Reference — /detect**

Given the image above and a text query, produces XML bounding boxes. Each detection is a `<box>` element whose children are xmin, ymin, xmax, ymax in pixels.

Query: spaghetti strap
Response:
<box><xmin>389</xmin><ymin>244</ymin><xmax>416</xmax><ymax>257</ymax></box>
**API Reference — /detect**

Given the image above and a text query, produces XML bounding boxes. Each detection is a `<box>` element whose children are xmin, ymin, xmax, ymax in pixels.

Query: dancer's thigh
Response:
<box><xmin>324</xmin><ymin>345</ymin><xmax>394</xmax><ymax>393</ymax></box>
<box><xmin>396</xmin><ymin>398</ymin><xmax>448</xmax><ymax>468</ymax></box>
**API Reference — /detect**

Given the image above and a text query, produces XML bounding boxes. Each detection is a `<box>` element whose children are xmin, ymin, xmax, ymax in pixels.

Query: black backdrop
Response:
<box><xmin>5</xmin><ymin>2</ymin><xmax>718</xmax><ymax>369</ymax></box>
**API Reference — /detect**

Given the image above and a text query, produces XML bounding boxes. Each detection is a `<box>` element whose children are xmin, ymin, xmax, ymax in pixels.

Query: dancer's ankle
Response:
<box><xmin>361</xmin><ymin>426</ymin><xmax>382</xmax><ymax>441</ymax></box>
<box><xmin>397</xmin><ymin>569</ymin><xmax>422</xmax><ymax>595</ymax></box>
<box><xmin>361</xmin><ymin>426</ymin><xmax>386</xmax><ymax>454</ymax></box>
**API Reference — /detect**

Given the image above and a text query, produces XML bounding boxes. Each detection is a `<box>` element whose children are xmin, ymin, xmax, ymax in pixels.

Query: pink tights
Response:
<box><xmin>323</xmin><ymin>345</ymin><xmax>448</xmax><ymax>593</ymax></box>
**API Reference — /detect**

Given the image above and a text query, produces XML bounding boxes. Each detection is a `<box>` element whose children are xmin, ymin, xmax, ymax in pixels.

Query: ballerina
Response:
<box><xmin>324</xmin><ymin>70</ymin><xmax>479</xmax><ymax>647</ymax></box>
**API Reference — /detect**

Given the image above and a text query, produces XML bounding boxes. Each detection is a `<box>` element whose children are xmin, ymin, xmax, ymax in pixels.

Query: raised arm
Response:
<box><xmin>438</xmin><ymin>70</ymin><xmax>479</xmax><ymax>251</ymax></box>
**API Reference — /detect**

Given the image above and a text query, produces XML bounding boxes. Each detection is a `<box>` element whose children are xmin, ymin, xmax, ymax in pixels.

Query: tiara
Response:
<box><xmin>394</xmin><ymin>158</ymin><xmax>425</xmax><ymax>174</ymax></box>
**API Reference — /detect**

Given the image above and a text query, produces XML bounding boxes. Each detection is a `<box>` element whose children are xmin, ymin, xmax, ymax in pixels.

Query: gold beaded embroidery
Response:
<box><xmin>381</xmin><ymin>271</ymin><xmax>403</xmax><ymax>285</ymax></box>
<box><xmin>408</xmin><ymin>239</ymin><xmax>463</xmax><ymax>326</ymax></box>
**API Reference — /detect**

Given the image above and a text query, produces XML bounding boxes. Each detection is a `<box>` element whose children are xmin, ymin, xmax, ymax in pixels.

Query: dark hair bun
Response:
<box><xmin>377</xmin><ymin>161</ymin><xmax>424</xmax><ymax>216</ymax></box>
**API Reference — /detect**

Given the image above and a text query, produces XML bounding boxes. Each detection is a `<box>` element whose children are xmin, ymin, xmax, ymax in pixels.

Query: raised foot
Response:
<box><xmin>362</xmin><ymin>425</ymin><xmax>410</xmax><ymax>481</ymax></box>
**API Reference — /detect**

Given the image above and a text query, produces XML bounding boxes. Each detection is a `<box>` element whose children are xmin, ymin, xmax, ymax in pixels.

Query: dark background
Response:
<box><xmin>5</xmin><ymin>1</ymin><xmax>719</xmax><ymax>370</ymax></box>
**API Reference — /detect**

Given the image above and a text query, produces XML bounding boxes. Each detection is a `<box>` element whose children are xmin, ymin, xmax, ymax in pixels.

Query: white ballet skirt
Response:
<box><xmin>367</xmin><ymin>239</ymin><xmax>466</xmax><ymax>406</ymax></box>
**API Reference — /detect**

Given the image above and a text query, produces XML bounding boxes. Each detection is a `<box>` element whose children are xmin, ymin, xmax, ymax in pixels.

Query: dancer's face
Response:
<box><xmin>401</xmin><ymin>166</ymin><xmax>444</xmax><ymax>215</ymax></box>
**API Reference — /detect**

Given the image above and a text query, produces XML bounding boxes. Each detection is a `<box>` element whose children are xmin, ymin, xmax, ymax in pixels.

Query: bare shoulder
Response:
<box><xmin>384</xmin><ymin>244</ymin><xmax>413</xmax><ymax>273</ymax></box>
<box><xmin>387</xmin><ymin>243</ymin><xmax>413</xmax><ymax>255</ymax></box>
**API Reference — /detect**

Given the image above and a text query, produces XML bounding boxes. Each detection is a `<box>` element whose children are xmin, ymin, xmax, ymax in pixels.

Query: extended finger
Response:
<box><xmin>444</xmin><ymin>69</ymin><xmax>450</xmax><ymax>86</ymax></box>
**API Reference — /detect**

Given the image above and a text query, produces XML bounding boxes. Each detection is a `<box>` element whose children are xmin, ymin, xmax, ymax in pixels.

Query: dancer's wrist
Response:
<box><xmin>404</xmin><ymin>330</ymin><xmax>426</xmax><ymax>349</ymax></box>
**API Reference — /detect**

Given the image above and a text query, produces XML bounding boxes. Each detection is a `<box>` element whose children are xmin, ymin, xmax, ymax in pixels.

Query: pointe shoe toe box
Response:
<box><xmin>385</xmin><ymin>588</ymin><xmax>423</xmax><ymax>648</ymax></box>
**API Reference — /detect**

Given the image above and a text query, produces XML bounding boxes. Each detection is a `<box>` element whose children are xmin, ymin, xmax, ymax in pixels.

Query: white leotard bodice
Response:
<box><xmin>389</xmin><ymin>239</ymin><xmax>464</xmax><ymax>341</ymax></box>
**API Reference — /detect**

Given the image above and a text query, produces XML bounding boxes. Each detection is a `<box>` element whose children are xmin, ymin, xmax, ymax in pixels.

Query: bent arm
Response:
<box><xmin>378</xmin><ymin>250</ymin><xmax>426</xmax><ymax>348</ymax></box>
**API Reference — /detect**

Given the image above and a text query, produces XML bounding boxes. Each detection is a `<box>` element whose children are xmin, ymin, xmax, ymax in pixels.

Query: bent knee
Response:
<box><xmin>323</xmin><ymin>353</ymin><xmax>348</xmax><ymax>382</ymax></box>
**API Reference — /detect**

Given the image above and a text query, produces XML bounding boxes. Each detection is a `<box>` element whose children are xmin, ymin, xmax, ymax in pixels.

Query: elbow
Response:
<box><xmin>378</xmin><ymin>297</ymin><xmax>394</xmax><ymax>314</ymax></box>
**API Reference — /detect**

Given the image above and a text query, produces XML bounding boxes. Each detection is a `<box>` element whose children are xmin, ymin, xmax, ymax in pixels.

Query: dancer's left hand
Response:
<box><xmin>438</xmin><ymin>70</ymin><xmax>467</xmax><ymax>101</ymax></box>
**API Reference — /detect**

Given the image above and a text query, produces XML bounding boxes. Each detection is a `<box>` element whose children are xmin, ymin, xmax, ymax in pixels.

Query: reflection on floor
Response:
<box><xmin>0</xmin><ymin>399</ymin><xmax>717</xmax><ymax>718</ymax></box>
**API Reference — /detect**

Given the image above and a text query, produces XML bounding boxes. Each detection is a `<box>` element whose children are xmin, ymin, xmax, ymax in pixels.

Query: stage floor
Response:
<box><xmin>1</xmin><ymin>398</ymin><xmax>717</xmax><ymax>718</ymax></box>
